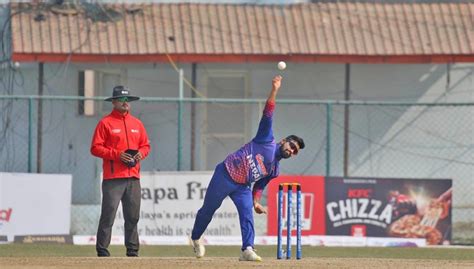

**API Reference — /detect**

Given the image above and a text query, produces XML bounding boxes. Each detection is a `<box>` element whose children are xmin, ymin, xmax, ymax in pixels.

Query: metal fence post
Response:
<box><xmin>28</xmin><ymin>97</ymin><xmax>33</xmax><ymax>172</ymax></box>
<box><xmin>177</xmin><ymin>69</ymin><xmax>184</xmax><ymax>171</ymax></box>
<box><xmin>326</xmin><ymin>103</ymin><xmax>332</xmax><ymax>176</ymax></box>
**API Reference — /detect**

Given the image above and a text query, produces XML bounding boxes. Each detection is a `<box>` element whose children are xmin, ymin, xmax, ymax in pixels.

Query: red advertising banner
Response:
<box><xmin>267</xmin><ymin>175</ymin><xmax>325</xmax><ymax>236</ymax></box>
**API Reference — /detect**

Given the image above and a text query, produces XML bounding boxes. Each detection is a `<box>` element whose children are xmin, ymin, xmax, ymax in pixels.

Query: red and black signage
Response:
<box><xmin>325</xmin><ymin>177</ymin><xmax>452</xmax><ymax>245</ymax></box>
<box><xmin>266</xmin><ymin>175</ymin><xmax>452</xmax><ymax>245</ymax></box>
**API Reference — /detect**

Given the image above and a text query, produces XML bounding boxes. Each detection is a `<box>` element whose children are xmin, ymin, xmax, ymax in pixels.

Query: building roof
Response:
<box><xmin>10</xmin><ymin>2</ymin><xmax>474</xmax><ymax>63</ymax></box>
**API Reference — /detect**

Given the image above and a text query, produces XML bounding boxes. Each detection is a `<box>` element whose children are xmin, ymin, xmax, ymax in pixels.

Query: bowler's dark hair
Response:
<box><xmin>286</xmin><ymin>135</ymin><xmax>305</xmax><ymax>149</ymax></box>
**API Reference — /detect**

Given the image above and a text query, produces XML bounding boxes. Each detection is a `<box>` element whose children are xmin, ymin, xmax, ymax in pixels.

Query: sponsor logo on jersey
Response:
<box><xmin>247</xmin><ymin>154</ymin><xmax>259</xmax><ymax>180</ymax></box>
<box><xmin>247</xmin><ymin>154</ymin><xmax>267</xmax><ymax>181</ymax></box>
<box><xmin>256</xmin><ymin>154</ymin><xmax>267</xmax><ymax>175</ymax></box>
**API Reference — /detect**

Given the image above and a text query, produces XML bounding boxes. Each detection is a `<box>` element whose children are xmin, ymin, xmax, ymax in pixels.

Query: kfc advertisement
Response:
<box><xmin>325</xmin><ymin>177</ymin><xmax>452</xmax><ymax>245</ymax></box>
<box><xmin>266</xmin><ymin>176</ymin><xmax>452</xmax><ymax>245</ymax></box>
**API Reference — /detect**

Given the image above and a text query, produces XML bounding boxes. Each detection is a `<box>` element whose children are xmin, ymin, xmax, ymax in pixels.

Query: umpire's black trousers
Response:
<box><xmin>96</xmin><ymin>178</ymin><xmax>141</xmax><ymax>256</ymax></box>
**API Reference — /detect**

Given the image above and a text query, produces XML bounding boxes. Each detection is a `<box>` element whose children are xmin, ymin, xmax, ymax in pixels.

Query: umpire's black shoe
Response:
<box><xmin>126</xmin><ymin>251</ymin><xmax>139</xmax><ymax>257</ymax></box>
<box><xmin>97</xmin><ymin>248</ymin><xmax>110</xmax><ymax>257</ymax></box>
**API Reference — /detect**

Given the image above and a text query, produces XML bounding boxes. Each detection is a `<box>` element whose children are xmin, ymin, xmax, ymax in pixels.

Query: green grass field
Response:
<box><xmin>1</xmin><ymin>244</ymin><xmax>473</xmax><ymax>260</ymax></box>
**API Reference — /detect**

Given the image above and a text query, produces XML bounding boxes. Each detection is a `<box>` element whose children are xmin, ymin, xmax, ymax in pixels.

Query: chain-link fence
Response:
<box><xmin>0</xmin><ymin>96</ymin><xmax>473</xmax><ymax>244</ymax></box>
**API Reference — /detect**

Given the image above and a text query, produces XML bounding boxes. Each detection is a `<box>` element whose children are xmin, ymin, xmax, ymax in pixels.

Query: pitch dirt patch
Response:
<box><xmin>1</xmin><ymin>257</ymin><xmax>474</xmax><ymax>269</ymax></box>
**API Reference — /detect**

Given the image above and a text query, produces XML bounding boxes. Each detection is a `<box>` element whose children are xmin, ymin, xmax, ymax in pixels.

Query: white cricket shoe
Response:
<box><xmin>192</xmin><ymin>239</ymin><xmax>205</xmax><ymax>258</ymax></box>
<box><xmin>239</xmin><ymin>246</ymin><xmax>262</xmax><ymax>262</ymax></box>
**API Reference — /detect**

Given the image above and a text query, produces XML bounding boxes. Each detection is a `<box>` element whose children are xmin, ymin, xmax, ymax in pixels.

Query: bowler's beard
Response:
<box><xmin>279</xmin><ymin>144</ymin><xmax>291</xmax><ymax>159</ymax></box>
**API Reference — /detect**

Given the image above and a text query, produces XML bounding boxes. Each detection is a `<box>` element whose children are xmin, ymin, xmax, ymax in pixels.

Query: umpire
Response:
<box><xmin>91</xmin><ymin>86</ymin><xmax>151</xmax><ymax>257</ymax></box>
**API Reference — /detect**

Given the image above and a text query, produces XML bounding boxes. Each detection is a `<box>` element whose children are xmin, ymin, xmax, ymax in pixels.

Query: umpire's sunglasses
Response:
<box><xmin>115</xmin><ymin>97</ymin><xmax>129</xmax><ymax>102</ymax></box>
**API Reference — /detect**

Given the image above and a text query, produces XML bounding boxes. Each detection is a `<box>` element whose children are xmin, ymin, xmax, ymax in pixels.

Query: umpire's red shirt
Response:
<box><xmin>91</xmin><ymin>109</ymin><xmax>151</xmax><ymax>180</ymax></box>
